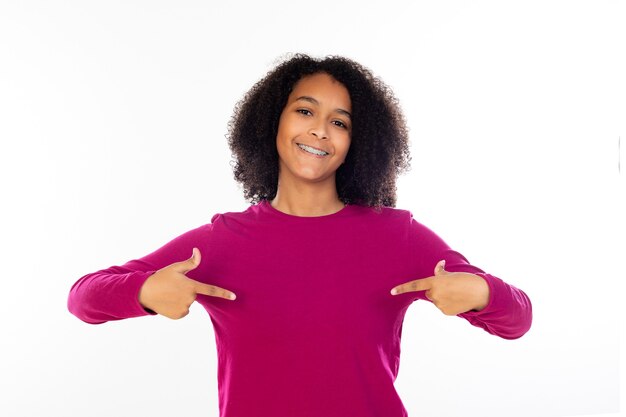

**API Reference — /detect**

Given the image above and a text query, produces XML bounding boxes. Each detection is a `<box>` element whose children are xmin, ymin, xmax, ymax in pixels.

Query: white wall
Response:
<box><xmin>0</xmin><ymin>1</ymin><xmax>624</xmax><ymax>416</ymax></box>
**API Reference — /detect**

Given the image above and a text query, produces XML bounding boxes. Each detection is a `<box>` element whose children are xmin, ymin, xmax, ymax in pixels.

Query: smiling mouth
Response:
<box><xmin>296</xmin><ymin>143</ymin><xmax>329</xmax><ymax>157</ymax></box>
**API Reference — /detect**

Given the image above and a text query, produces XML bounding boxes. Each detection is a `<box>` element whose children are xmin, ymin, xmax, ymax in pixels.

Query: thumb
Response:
<box><xmin>434</xmin><ymin>259</ymin><xmax>446</xmax><ymax>276</ymax></box>
<box><xmin>175</xmin><ymin>247</ymin><xmax>202</xmax><ymax>274</ymax></box>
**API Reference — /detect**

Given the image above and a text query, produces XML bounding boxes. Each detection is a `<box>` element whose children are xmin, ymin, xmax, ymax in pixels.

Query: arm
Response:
<box><xmin>456</xmin><ymin>267</ymin><xmax>533</xmax><ymax>340</ymax></box>
<box><xmin>67</xmin><ymin>268</ymin><xmax>158</xmax><ymax>324</ymax></box>
<box><xmin>67</xmin><ymin>222</ymin><xmax>215</xmax><ymax>324</ymax></box>
<box><xmin>408</xmin><ymin>215</ymin><xmax>533</xmax><ymax>340</ymax></box>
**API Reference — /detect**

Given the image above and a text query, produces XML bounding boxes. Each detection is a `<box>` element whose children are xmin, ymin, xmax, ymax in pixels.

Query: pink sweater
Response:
<box><xmin>68</xmin><ymin>200</ymin><xmax>532</xmax><ymax>417</ymax></box>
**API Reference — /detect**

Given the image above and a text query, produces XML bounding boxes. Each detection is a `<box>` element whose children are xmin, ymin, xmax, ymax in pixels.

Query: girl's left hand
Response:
<box><xmin>390</xmin><ymin>260</ymin><xmax>490</xmax><ymax>316</ymax></box>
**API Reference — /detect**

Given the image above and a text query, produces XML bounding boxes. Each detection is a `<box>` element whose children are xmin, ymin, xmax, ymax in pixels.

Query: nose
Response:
<box><xmin>309</xmin><ymin>118</ymin><xmax>328</xmax><ymax>139</ymax></box>
<box><xmin>308</xmin><ymin>121</ymin><xmax>328</xmax><ymax>140</ymax></box>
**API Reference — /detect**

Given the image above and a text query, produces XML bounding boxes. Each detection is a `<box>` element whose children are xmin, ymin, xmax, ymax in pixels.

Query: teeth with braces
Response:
<box><xmin>298</xmin><ymin>143</ymin><xmax>328</xmax><ymax>156</ymax></box>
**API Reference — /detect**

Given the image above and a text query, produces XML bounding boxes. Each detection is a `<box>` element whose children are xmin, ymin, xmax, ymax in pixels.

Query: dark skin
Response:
<box><xmin>391</xmin><ymin>260</ymin><xmax>490</xmax><ymax>315</ymax></box>
<box><xmin>138</xmin><ymin>72</ymin><xmax>490</xmax><ymax>319</ymax></box>
<box><xmin>270</xmin><ymin>72</ymin><xmax>352</xmax><ymax>217</ymax></box>
<box><xmin>138</xmin><ymin>248</ymin><xmax>236</xmax><ymax>320</ymax></box>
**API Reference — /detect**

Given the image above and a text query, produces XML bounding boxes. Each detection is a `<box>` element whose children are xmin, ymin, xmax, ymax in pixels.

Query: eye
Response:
<box><xmin>296</xmin><ymin>109</ymin><xmax>312</xmax><ymax>116</ymax></box>
<box><xmin>333</xmin><ymin>120</ymin><xmax>348</xmax><ymax>129</ymax></box>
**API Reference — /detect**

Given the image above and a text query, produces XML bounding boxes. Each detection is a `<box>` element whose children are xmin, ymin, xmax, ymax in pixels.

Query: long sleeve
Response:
<box><xmin>456</xmin><ymin>269</ymin><xmax>532</xmax><ymax>340</ymax></box>
<box><xmin>408</xmin><ymin>214</ymin><xmax>533</xmax><ymax>340</ymax></box>
<box><xmin>67</xmin><ymin>222</ymin><xmax>215</xmax><ymax>324</ymax></box>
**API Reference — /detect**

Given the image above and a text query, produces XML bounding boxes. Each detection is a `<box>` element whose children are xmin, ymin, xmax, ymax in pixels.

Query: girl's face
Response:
<box><xmin>275</xmin><ymin>72</ymin><xmax>352</xmax><ymax>185</ymax></box>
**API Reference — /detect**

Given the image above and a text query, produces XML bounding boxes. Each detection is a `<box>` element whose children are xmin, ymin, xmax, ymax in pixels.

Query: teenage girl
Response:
<box><xmin>68</xmin><ymin>53</ymin><xmax>532</xmax><ymax>417</ymax></box>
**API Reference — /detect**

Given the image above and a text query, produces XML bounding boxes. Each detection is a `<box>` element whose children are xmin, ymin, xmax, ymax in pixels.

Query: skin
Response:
<box><xmin>139</xmin><ymin>72</ymin><xmax>490</xmax><ymax>318</ymax></box>
<box><xmin>391</xmin><ymin>260</ymin><xmax>490</xmax><ymax>314</ymax></box>
<box><xmin>138</xmin><ymin>248</ymin><xmax>236</xmax><ymax>320</ymax></box>
<box><xmin>270</xmin><ymin>72</ymin><xmax>352</xmax><ymax>217</ymax></box>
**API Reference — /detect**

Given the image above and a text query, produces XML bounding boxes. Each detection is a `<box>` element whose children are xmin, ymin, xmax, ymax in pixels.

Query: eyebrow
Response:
<box><xmin>294</xmin><ymin>96</ymin><xmax>352</xmax><ymax>119</ymax></box>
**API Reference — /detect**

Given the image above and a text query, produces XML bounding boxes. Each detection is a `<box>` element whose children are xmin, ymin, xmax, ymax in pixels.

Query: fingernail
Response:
<box><xmin>230</xmin><ymin>293</ymin><xmax>237</xmax><ymax>300</ymax></box>
<box><xmin>390</xmin><ymin>289</ymin><xmax>397</xmax><ymax>295</ymax></box>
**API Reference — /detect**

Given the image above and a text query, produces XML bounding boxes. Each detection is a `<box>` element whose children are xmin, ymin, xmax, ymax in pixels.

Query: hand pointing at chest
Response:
<box><xmin>138</xmin><ymin>248</ymin><xmax>237</xmax><ymax>320</ymax></box>
<box><xmin>390</xmin><ymin>260</ymin><xmax>490</xmax><ymax>316</ymax></box>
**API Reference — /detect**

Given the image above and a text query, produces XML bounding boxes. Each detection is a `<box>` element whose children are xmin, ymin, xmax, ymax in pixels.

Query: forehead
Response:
<box><xmin>289</xmin><ymin>73</ymin><xmax>351</xmax><ymax>109</ymax></box>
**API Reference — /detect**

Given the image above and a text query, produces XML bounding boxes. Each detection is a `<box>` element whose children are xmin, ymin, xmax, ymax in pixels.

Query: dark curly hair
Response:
<box><xmin>226</xmin><ymin>53</ymin><xmax>411</xmax><ymax>209</ymax></box>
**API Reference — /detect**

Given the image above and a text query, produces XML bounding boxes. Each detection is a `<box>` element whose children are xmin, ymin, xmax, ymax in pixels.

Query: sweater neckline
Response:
<box><xmin>258</xmin><ymin>199</ymin><xmax>355</xmax><ymax>220</ymax></box>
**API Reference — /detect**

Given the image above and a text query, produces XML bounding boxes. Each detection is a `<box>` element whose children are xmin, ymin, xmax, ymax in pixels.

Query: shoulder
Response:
<box><xmin>347</xmin><ymin>205</ymin><xmax>418</xmax><ymax>236</ymax></box>
<box><xmin>359</xmin><ymin>204</ymin><xmax>415</xmax><ymax>224</ymax></box>
<box><xmin>208</xmin><ymin>203</ymin><xmax>260</xmax><ymax>227</ymax></box>
<box><xmin>370</xmin><ymin>206</ymin><xmax>443</xmax><ymax>241</ymax></box>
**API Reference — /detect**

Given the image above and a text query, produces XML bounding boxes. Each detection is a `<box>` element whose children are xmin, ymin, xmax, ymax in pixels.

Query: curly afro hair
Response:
<box><xmin>226</xmin><ymin>53</ymin><xmax>412</xmax><ymax>209</ymax></box>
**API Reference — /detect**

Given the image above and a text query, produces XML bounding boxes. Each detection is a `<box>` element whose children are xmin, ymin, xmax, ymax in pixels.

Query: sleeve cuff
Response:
<box><xmin>129</xmin><ymin>271</ymin><xmax>158</xmax><ymax>317</ymax></box>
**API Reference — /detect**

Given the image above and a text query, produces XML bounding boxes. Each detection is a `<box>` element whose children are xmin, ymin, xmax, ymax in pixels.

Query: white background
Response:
<box><xmin>1</xmin><ymin>1</ymin><xmax>624</xmax><ymax>416</ymax></box>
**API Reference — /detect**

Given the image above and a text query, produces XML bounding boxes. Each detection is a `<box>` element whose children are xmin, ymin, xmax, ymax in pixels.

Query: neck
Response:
<box><xmin>270</xmin><ymin>174</ymin><xmax>345</xmax><ymax>217</ymax></box>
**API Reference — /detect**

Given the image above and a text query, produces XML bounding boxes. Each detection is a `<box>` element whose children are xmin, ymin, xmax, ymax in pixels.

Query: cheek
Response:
<box><xmin>338</xmin><ymin>137</ymin><xmax>351</xmax><ymax>157</ymax></box>
<box><xmin>275</xmin><ymin>118</ymin><xmax>289</xmax><ymax>147</ymax></box>
<box><xmin>276</xmin><ymin>115</ymin><xmax>297</xmax><ymax>142</ymax></box>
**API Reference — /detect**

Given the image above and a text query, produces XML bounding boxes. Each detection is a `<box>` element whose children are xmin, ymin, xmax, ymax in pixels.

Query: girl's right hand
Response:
<box><xmin>138</xmin><ymin>247</ymin><xmax>236</xmax><ymax>320</ymax></box>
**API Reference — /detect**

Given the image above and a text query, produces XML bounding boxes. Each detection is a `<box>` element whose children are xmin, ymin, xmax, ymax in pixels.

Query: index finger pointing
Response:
<box><xmin>194</xmin><ymin>281</ymin><xmax>237</xmax><ymax>300</ymax></box>
<box><xmin>390</xmin><ymin>277</ymin><xmax>434</xmax><ymax>296</ymax></box>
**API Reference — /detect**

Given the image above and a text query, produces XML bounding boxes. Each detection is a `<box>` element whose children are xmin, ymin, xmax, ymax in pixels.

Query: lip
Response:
<box><xmin>296</xmin><ymin>143</ymin><xmax>329</xmax><ymax>156</ymax></box>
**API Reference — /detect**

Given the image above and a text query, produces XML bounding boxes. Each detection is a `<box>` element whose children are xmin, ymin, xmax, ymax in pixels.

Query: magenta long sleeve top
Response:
<box><xmin>68</xmin><ymin>200</ymin><xmax>532</xmax><ymax>417</ymax></box>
